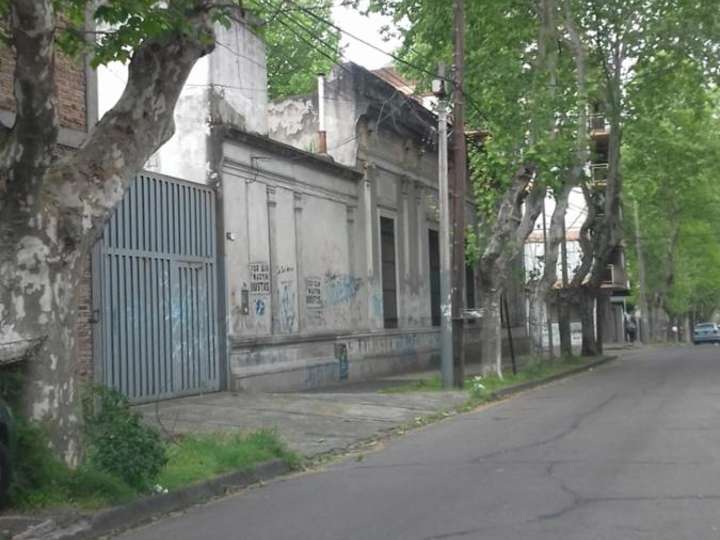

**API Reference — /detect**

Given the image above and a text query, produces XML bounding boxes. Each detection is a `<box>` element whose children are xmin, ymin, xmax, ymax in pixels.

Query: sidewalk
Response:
<box><xmin>136</xmin><ymin>377</ymin><xmax>468</xmax><ymax>457</ymax></box>
<box><xmin>136</xmin><ymin>347</ymin><xmax>637</xmax><ymax>458</ymax></box>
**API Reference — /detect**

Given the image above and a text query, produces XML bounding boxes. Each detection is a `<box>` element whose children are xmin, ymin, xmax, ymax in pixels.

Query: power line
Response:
<box><xmin>285</xmin><ymin>0</ymin><xmax>440</xmax><ymax>81</ymax></box>
<box><xmin>256</xmin><ymin>0</ymin><xmax>440</xmax><ymax>136</ymax></box>
<box><xmin>285</xmin><ymin>0</ymin><xmax>489</xmax><ymax>124</ymax></box>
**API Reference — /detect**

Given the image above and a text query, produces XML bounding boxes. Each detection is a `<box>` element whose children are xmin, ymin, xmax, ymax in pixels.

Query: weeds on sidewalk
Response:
<box><xmin>380</xmin><ymin>355</ymin><xmax>594</xmax><ymax>398</ymax></box>
<box><xmin>8</xmin><ymin>420</ymin><xmax>298</xmax><ymax>510</ymax></box>
<box><xmin>159</xmin><ymin>430</ymin><xmax>300</xmax><ymax>490</ymax></box>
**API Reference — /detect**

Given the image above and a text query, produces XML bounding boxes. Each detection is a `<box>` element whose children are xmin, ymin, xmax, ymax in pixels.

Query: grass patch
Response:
<box><xmin>8</xmin><ymin>423</ymin><xmax>298</xmax><ymax>511</ymax></box>
<box><xmin>158</xmin><ymin>429</ymin><xmax>299</xmax><ymax>491</ymax></box>
<box><xmin>380</xmin><ymin>376</ymin><xmax>444</xmax><ymax>393</ymax></box>
<box><xmin>380</xmin><ymin>355</ymin><xmax>599</xmax><ymax>398</ymax></box>
<box><xmin>465</xmin><ymin>355</ymin><xmax>592</xmax><ymax>404</ymax></box>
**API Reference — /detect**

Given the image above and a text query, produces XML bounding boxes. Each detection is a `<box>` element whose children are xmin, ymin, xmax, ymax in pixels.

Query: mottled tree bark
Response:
<box><xmin>0</xmin><ymin>0</ymin><xmax>216</xmax><ymax>462</ymax></box>
<box><xmin>478</xmin><ymin>164</ymin><xmax>544</xmax><ymax>376</ymax></box>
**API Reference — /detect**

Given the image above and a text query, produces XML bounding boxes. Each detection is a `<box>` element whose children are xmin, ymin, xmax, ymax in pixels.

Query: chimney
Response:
<box><xmin>317</xmin><ymin>73</ymin><xmax>327</xmax><ymax>154</ymax></box>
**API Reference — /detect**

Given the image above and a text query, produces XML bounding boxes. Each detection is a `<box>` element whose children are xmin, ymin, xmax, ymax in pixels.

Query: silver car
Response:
<box><xmin>693</xmin><ymin>322</ymin><xmax>720</xmax><ymax>344</ymax></box>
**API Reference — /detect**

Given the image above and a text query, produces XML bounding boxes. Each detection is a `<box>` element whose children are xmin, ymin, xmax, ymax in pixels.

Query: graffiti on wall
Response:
<box><xmin>277</xmin><ymin>264</ymin><xmax>294</xmax><ymax>276</ymax></box>
<box><xmin>255</xmin><ymin>298</ymin><xmax>266</xmax><ymax>316</ymax></box>
<box><xmin>279</xmin><ymin>281</ymin><xmax>296</xmax><ymax>332</ymax></box>
<box><xmin>323</xmin><ymin>273</ymin><xmax>362</xmax><ymax>306</ymax></box>
<box><xmin>304</xmin><ymin>362</ymin><xmax>338</xmax><ymax>388</ymax></box>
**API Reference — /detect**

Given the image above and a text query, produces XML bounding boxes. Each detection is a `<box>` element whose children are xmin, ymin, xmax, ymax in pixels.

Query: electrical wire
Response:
<box><xmin>255</xmin><ymin>0</ymin><xmax>441</xmax><ymax>136</ymax></box>
<box><xmin>283</xmin><ymin>0</ymin><xmax>489</xmax><ymax>124</ymax></box>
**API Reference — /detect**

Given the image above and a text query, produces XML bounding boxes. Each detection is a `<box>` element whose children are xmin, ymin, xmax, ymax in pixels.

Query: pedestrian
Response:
<box><xmin>625</xmin><ymin>313</ymin><xmax>637</xmax><ymax>344</ymax></box>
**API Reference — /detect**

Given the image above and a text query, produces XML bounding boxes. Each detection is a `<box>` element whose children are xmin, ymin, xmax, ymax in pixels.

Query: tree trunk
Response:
<box><xmin>0</xmin><ymin>0</ymin><xmax>216</xmax><ymax>462</ymax></box>
<box><xmin>528</xmin><ymin>282</ymin><xmax>545</xmax><ymax>356</ymax></box>
<box><xmin>595</xmin><ymin>293</ymin><xmax>606</xmax><ymax>355</ymax></box>
<box><xmin>480</xmin><ymin>284</ymin><xmax>503</xmax><ymax>376</ymax></box>
<box><xmin>580</xmin><ymin>290</ymin><xmax>597</xmax><ymax>356</ymax></box>
<box><xmin>558</xmin><ymin>299</ymin><xmax>572</xmax><ymax>357</ymax></box>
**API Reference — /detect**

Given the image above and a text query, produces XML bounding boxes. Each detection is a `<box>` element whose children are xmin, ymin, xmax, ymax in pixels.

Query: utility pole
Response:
<box><xmin>451</xmin><ymin>0</ymin><xmax>466</xmax><ymax>388</ymax></box>
<box><xmin>633</xmin><ymin>199</ymin><xmax>649</xmax><ymax>343</ymax></box>
<box><xmin>433</xmin><ymin>64</ymin><xmax>453</xmax><ymax>389</ymax></box>
<box><xmin>541</xmin><ymin>204</ymin><xmax>554</xmax><ymax>358</ymax></box>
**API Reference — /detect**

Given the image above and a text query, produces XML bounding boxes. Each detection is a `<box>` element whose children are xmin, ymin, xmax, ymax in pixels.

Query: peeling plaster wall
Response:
<box><xmin>229</xmin><ymin>63</ymin><xmax>531</xmax><ymax>391</ymax></box>
<box><xmin>267</xmin><ymin>66</ymin><xmax>358</xmax><ymax>166</ymax></box>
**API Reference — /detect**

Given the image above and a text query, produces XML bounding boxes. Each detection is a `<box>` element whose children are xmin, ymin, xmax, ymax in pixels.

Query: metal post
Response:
<box><xmin>435</xmin><ymin>65</ymin><xmax>453</xmax><ymax>389</ymax></box>
<box><xmin>451</xmin><ymin>0</ymin><xmax>466</xmax><ymax>388</ymax></box>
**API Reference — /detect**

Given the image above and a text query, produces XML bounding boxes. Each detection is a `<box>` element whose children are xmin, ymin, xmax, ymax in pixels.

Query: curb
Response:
<box><xmin>489</xmin><ymin>355</ymin><xmax>618</xmax><ymax>401</ymax></box>
<box><xmin>11</xmin><ymin>459</ymin><xmax>290</xmax><ymax>540</ymax></box>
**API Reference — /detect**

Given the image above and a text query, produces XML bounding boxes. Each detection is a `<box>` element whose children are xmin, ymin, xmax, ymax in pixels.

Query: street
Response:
<box><xmin>118</xmin><ymin>346</ymin><xmax>720</xmax><ymax>540</ymax></box>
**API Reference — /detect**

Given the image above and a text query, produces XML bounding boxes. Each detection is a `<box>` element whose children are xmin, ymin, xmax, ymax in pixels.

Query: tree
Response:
<box><xmin>369</xmin><ymin>0</ymin><xmax>580</xmax><ymax>374</ymax></box>
<box><xmin>563</xmin><ymin>0</ymin><xmax>720</xmax><ymax>354</ymax></box>
<box><xmin>246</xmin><ymin>0</ymin><xmax>342</xmax><ymax>100</ymax></box>
<box><xmin>623</xmin><ymin>60</ymin><xmax>720</xmax><ymax>340</ymax></box>
<box><xmin>0</xmin><ymin>0</ymin><xmax>229</xmax><ymax>462</ymax></box>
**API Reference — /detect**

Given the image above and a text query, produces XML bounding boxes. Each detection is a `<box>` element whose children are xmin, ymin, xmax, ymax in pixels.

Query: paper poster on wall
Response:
<box><xmin>249</xmin><ymin>262</ymin><xmax>270</xmax><ymax>295</ymax></box>
<box><xmin>305</xmin><ymin>276</ymin><xmax>322</xmax><ymax>309</ymax></box>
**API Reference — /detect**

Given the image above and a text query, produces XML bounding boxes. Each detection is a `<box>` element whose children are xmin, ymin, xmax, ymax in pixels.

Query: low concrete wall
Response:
<box><xmin>230</xmin><ymin>324</ymin><xmax>531</xmax><ymax>392</ymax></box>
<box><xmin>229</xmin><ymin>328</ymin><xmax>439</xmax><ymax>391</ymax></box>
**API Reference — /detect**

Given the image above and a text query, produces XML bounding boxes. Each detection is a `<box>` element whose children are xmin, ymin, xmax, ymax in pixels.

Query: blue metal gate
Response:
<box><xmin>92</xmin><ymin>172</ymin><xmax>220</xmax><ymax>402</ymax></box>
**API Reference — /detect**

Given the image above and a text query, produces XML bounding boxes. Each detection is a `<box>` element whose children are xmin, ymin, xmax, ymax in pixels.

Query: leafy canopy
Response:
<box><xmin>244</xmin><ymin>0</ymin><xmax>342</xmax><ymax>99</ymax></box>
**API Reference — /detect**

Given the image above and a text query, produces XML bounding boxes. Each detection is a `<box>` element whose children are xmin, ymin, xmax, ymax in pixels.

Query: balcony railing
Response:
<box><xmin>601</xmin><ymin>263</ymin><xmax>629</xmax><ymax>289</ymax></box>
<box><xmin>589</xmin><ymin>114</ymin><xmax>609</xmax><ymax>132</ymax></box>
<box><xmin>591</xmin><ymin>163</ymin><xmax>609</xmax><ymax>184</ymax></box>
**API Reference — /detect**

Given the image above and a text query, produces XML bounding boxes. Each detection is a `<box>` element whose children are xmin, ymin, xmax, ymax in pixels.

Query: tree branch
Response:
<box><xmin>46</xmin><ymin>1</ymin><xmax>217</xmax><ymax>247</ymax></box>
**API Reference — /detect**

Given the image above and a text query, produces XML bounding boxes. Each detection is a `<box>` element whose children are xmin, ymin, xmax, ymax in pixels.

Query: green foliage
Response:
<box><xmin>43</xmin><ymin>1</ymin><xmax>230</xmax><ymax>67</ymax></box>
<box><xmin>623</xmin><ymin>55</ymin><xmax>720</xmax><ymax>320</ymax></box>
<box><xmin>159</xmin><ymin>429</ymin><xmax>299</xmax><ymax>490</ymax></box>
<box><xmin>8</xmin><ymin>418</ymin><xmax>134</xmax><ymax>509</ymax></box>
<box><xmin>246</xmin><ymin>0</ymin><xmax>342</xmax><ymax>99</ymax></box>
<box><xmin>82</xmin><ymin>385</ymin><xmax>167</xmax><ymax>491</ymax></box>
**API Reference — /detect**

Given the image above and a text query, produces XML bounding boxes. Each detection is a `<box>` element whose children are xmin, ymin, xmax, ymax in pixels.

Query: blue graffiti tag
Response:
<box><xmin>323</xmin><ymin>273</ymin><xmax>362</xmax><ymax>306</ymax></box>
<box><xmin>279</xmin><ymin>282</ymin><xmax>296</xmax><ymax>332</ymax></box>
<box><xmin>255</xmin><ymin>298</ymin><xmax>266</xmax><ymax>316</ymax></box>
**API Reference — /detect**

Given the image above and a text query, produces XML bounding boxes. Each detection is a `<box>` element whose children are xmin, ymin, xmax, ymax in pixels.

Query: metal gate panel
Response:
<box><xmin>93</xmin><ymin>173</ymin><xmax>219</xmax><ymax>402</ymax></box>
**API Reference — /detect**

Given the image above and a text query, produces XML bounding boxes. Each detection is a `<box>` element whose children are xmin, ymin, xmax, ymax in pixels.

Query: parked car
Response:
<box><xmin>693</xmin><ymin>322</ymin><xmax>720</xmax><ymax>344</ymax></box>
<box><xmin>0</xmin><ymin>398</ymin><xmax>13</xmax><ymax>504</ymax></box>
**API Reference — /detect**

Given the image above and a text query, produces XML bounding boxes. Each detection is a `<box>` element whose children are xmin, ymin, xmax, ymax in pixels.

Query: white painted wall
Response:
<box><xmin>96</xmin><ymin>18</ymin><xmax>268</xmax><ymax>184</ymax></box>
<box><xmin>524</xmin><ymin>187</ymin><xmax>587</xmax><ymax>283</ymax></box>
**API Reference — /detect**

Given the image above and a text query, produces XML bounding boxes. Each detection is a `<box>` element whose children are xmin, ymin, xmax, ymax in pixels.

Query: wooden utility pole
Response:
<box><xmin>451</xmin><ymin>0</ymin><xmax>466</xmax><ymax>388</ymax></box>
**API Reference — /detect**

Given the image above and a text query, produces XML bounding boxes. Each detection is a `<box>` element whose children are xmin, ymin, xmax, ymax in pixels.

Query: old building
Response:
<box><xmin>87</xmin><ymin>14</ymin><xmax>531</xmax><ymax>401</ymax></box>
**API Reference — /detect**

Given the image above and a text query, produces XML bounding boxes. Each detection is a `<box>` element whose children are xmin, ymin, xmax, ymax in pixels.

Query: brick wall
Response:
<box><xmin>73</xmin><ymin>255</ymin><xmax>95</xmax><ymax>385</ymax></box>
<box><xmin>0</xmin><ymin>46</ymin><xmax>87</xmax><ymax>130</ymax></box>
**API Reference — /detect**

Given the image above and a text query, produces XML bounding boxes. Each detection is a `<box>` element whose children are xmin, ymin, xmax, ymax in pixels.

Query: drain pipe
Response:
<box><xmin>317</xmin><ymin>73</ymin><xmax>327</xmax><ymax>154</ymax></box>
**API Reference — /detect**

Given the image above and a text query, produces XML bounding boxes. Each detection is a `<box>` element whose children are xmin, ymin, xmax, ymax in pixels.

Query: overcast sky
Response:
<box><xmin>331</xmin><ymin>1</ymin><xmax>402</xmax><ymax>70</ymax></box>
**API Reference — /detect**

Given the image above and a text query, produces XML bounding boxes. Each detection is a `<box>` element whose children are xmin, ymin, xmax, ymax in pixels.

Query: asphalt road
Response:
<box><xmin>119</xmin><ymin>346</ymin><xmax>720</xmax><ymax>540</ymax></box>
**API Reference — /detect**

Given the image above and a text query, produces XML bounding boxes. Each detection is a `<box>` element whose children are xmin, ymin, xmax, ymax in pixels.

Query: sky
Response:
<box><xmin>331</xmin><ymin>1</ymin><xmax>402</xmax><ymax>70</ymax></box>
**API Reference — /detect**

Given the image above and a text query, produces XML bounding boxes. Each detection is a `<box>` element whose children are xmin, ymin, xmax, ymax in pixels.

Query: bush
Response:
<box><xmin>8</xmin><ymin>418</ymin><xmax>135</xmax><ymax>508</ymax></box>
<box><xmin>82</xmin><ymin>386</ymin><xmax>167</xmax><ymax>491</ymax></box>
